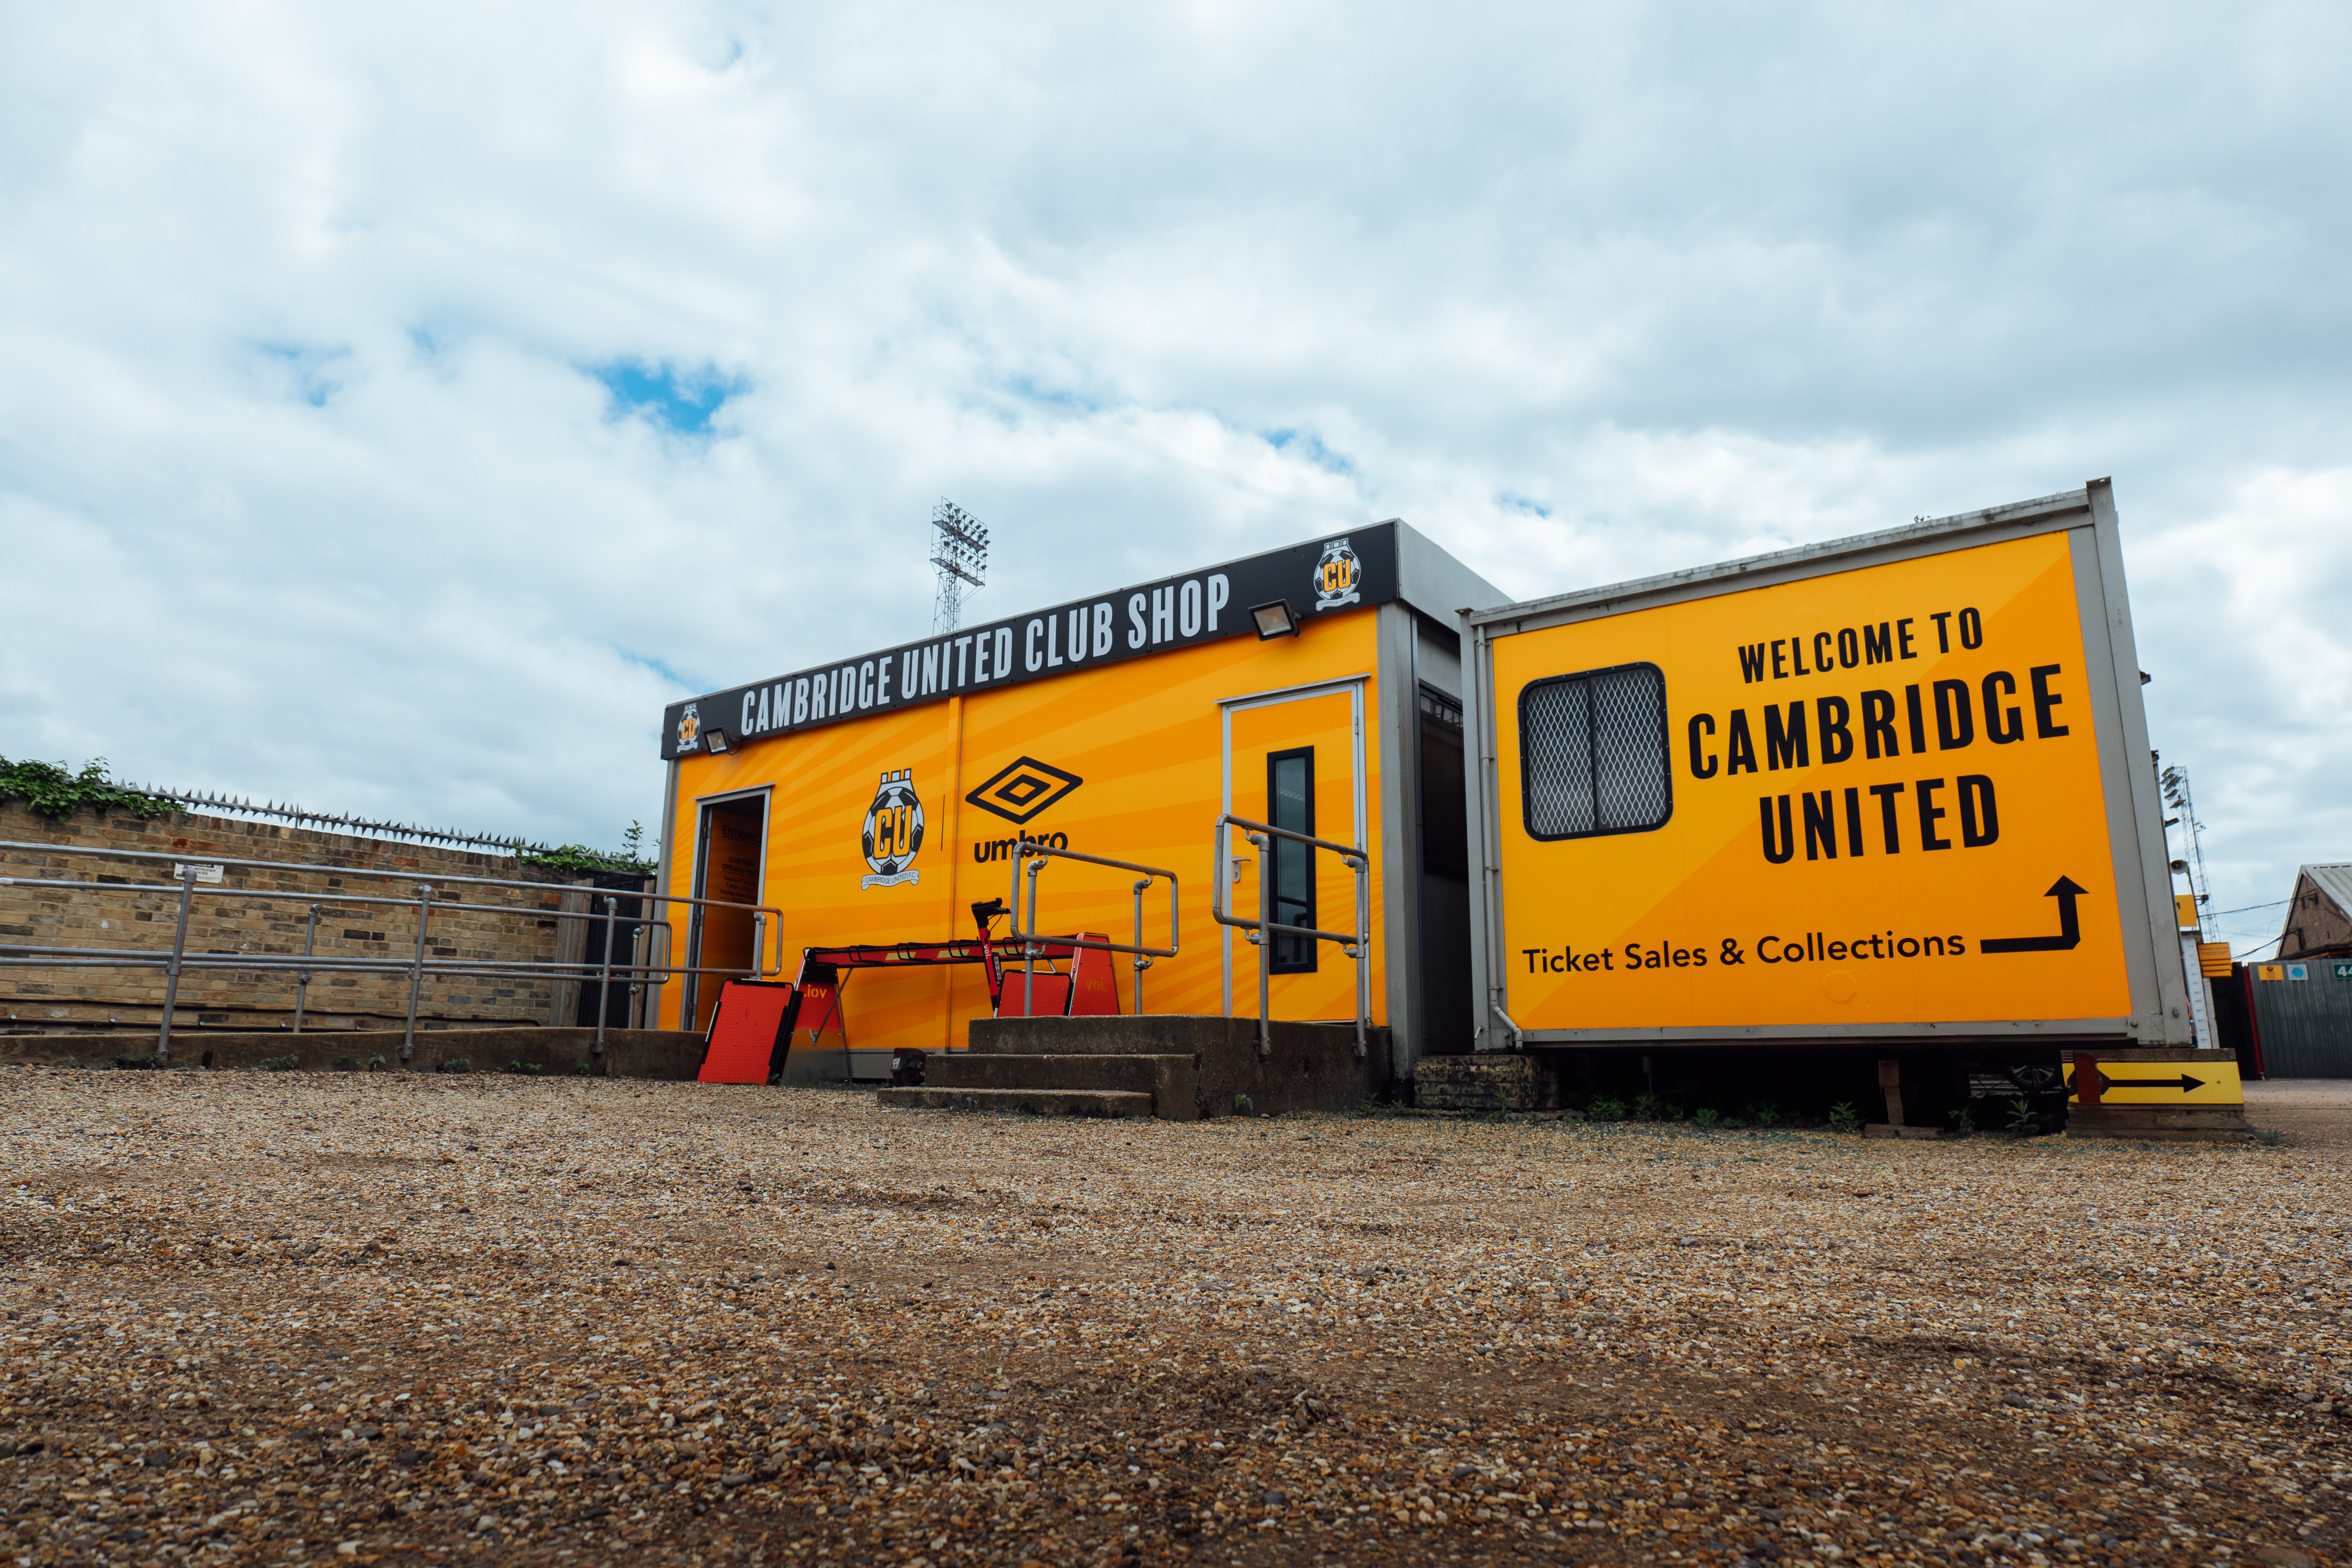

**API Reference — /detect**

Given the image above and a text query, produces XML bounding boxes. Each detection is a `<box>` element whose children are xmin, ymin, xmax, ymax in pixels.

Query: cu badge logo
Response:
<box><xmin>675</xmin><ymin>703</ymin><xmax>701</xmax><ymax>752</ymax></box>
<box><xmin>1313</xmin><ymin>537</ymin><xmax>1362</xmax><ymax>612</ymax></box>
<box><xmin>860</xmin><ymin>768</ymin><xmax>925</xmax><ymax>889</ymax></box>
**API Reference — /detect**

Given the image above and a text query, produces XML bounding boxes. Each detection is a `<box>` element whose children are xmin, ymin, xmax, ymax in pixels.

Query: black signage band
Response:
<box><xmin>659</xmin><ymin>525</ymin><xmax>1399</xmax><ymax>760</ymax></box>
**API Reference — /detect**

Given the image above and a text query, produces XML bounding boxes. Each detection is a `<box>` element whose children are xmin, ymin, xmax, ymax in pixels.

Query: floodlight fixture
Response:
<box><xmin>1250</xmin><ymin>599</ymin><xmax>1299</xmax><ymax>640</ymax></box>
<box><xmin>705</xmin><ymin>730</ymin><xmax>730</xmax><ymax>753</ymax></box>
<box><xmin>931</xmin><ymin>500</ymin><xmax>991</xmax><ymax>634</ymax></box>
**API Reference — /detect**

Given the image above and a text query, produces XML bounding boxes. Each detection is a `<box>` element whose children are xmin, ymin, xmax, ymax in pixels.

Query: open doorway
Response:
<box><xmin>1416</xmin><ymin>684</ymin><xmax>1474</xmax><ymax>1053</ymax></box>
<box><xmin>687</xmin><ymin>793</ymin><xmax>767</xmax><ymax>1032</ymax></box>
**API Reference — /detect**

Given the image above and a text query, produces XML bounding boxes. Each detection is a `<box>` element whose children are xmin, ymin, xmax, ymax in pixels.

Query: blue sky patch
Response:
<box><xmin>1262</xmin><ymin>427</ymin><xmax>1356</xmax><ymax>476</ymax></box>
<box><xmin>591</xmin><ymin>360</ymin><xmax>742</xmax><ymax>435</ymax></box>
<box><xmin>256</xmin><ymin>343</ymin><xmax>348</xmax><ymax>407</ymax></box>
<box><xmin>1498</xmin><ymin>491</ymin><xmax>1553</xmax><ymax>518</ymax></box>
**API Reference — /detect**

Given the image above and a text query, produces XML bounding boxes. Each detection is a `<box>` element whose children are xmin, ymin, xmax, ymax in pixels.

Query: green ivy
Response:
<box><xmin>520</xmin><ymin>820</ymin><xmax>654</xmax><ymax>877</ymax></box>
<box><xmin>0</xmin><ymin>757</ymin><xmax>181</xmax><ymax>822</ymax></box>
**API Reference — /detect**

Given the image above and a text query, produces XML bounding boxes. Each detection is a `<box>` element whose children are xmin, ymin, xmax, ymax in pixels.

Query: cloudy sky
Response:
<box><xmin>3</xmin><ymin>2</ymin><xmax>2345</xmax><ymax>953</ymax></box>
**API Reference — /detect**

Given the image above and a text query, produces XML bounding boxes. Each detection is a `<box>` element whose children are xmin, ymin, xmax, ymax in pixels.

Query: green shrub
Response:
<box><xmin>1233</xmin><ymin>1094</ymin><xmax>1255</xmax><ymax>1117</ymax></box>
<box><xmin>256</xmin><ymin>1054</ymin><xmax>300</xmax><ymax>1073</ymax></box>
<box><xmin>1585</xmin><ymin>1096</ymin><xmax>1628</xmax><ymax>1122</ymax></box>
<box><xmin>2004</xmin><ymin>1097</ymin><xmax>2038</xmax><ymax>1133</ymax></box>
<box><xmin>0</xmin><ymin>756</ymin><xmax>180</xmax><ymax>822</ymax></box>
<box><xmin>1747</xmin><ymin>1102</ymin><xmax>1782</xmax><ymax>1127</ymax></box>
<box><xmin>1628</xmin><ymin>1092</ymin><xmax>1677</xmax><ymax>1121</ymax></box>
<box><xmin>332</xmin><ymin>1054</ymin><xmax>354</xmax><ymax>1071</ymax></box>
<box><xmin>506</xmin><ymin>1060</ymin><xmax>543</xmax><ymax>1076</ymax></box>
<box><xmin>1946</xmin><ymin>1107</ymin><xmax>1974</xmax><ymax>1134</ymax></box>
<box><xmin>365</xmin><ymin>1053</ymin><xmax>386</xmax><ymax>1071</ymax></box>
<box><xmin>437</xmin><ymin>1057</ymin><xmax>473</xmax><ymax>1074</ymax></box>
<box><xmin>2251</xmin><ymin>1127</ymin><xmax>2283</xmax><ymax>1147</ymax></box>
<box><xmin>111</xmin><ymin>1053</ymin><xmax>161</xmax><ymax>1071</ymax></box>
<box><xmin>1692</xmin><ymin>1107</ymin><xmax>1721</xmax><ymax>1127</ymax></box>
<box><xmin>1720</xmin><ymin>1116</ymin><xmax>1749</xmax><ymax>1129</ymax></box>
<box><xmin>1828</xmin><ymin>1101</ymin><xmax>1861</xmax><ymax>1134</ymax></box>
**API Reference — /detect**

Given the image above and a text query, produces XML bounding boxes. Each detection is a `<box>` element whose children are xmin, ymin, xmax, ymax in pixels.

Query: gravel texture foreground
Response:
<box><xmin>1</xmin><ymin>1069</ymin><xmax>2346</xmax><ymax>1568</ymax></box>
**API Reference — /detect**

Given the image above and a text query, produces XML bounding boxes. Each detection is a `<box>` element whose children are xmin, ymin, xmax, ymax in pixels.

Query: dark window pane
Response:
<box><xmin>1268</xmin><ymin>749</ymin><xmax>1316</xmax><ymax>973</ymax></box>
<box><xmin>1519</xmin><ymin>664</ymin><xmax>1672</xmax><ymax>841</ymax></box>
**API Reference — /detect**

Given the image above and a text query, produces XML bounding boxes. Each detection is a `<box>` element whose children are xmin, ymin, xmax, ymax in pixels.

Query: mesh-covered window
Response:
<box><xmin>1519</xmin><ymin>662</ymin><xmax>1672</xmax><ymax>840</ymax></box>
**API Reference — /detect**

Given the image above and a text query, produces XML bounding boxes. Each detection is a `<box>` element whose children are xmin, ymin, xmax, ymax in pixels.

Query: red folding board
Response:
<box><xmin>697</xmin><ymin>980</ymin><xmax>799</xmax><ymax>1084</ymax></box>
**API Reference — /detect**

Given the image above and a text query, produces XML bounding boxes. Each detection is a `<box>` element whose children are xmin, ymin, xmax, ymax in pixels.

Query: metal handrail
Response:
<box><xmin>1211</xmin><ymin>812</ymin><xmax>1371</xmax><ymax>1060</ymax></box>
<box><xmin>1004</xmin><ymin>839</ymin><xmax>1180</xmax><ymax>1019</ymax></box>
<box><xmin>0</xmin><ymin>837</ymin><xmax>782</xmax><ymax>1063</ymax></box>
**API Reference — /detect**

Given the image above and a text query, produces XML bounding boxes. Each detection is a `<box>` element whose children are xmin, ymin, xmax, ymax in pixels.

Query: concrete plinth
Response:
<box><xmin>0</xmin><ymin>1026</ymin><xmax>707</xmax><ymax>1080</ymax></box>
<box><xmin>877</xmin><ymin>1015</ymin><xmax>1392</xmax><ymax>1120</ymax></box>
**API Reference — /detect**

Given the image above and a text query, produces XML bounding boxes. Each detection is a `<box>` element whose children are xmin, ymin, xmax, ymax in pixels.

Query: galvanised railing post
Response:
<box><xmin>401</xmin><ymin>884</ymin><xmax>433</xmax><ymax>1064</ymax></box>
<box><xmin>292</xmin><ymin>902</ymin><xmax>321</xmax><ymax>1033</ymax></box>
<box><xmin>155</xmin><ymin>864</ymin><xmax>198</xmax><ymax>1065</ymax></box>
<box><xmin>595</xmin><ymin>894</ymin><xmax>618</xmax><ymax>1057</ymax></box>
<box><xmin>1251</xmin><ymin>831</ymin><xmax>1272</xmax><ymax>1057</ymax></box>
<box><xmin>1131</xmin><ymin>878</ymin><xmax>1153</xmax><ymax>1015</ymax></box>
<box><xmin>1022</xmin><ymin>853</ymin><xmax>1045</xmax><ymax>1018</ymax></box>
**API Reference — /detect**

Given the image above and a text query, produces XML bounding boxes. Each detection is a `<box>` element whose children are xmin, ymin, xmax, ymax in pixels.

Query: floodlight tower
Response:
<box><xmin>2160</xmin><ymin>763</ymin><xmax>2213</xmax><ymax>937</ymax></box>
<box><xmin>930</xmin><ymin>500</ymin><xmax>989</xmax><ymax>633</ymax></box>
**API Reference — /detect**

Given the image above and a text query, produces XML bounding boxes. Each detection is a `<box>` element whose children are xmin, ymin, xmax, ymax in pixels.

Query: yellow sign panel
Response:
<box><xmin>2174</xmin><ymin>895</ymin><xmax>2200</xmax><ymax>931</ymax></box>
<box><xmin>1496</xmin><ymin>530</ymin><xmax>2132</xmax><ymax>1031</ymax></box>
<box><xmin>2256</xmin><ymin>964</ymin><xmax>2285</xmax><ymax>981</ymax></box>
<box><xmin>2196</xmin><ymin>942</ymin><xmax>2232</xmax><ymax>978</ymax></box>
<box><xmin>2064</xmin><ymin>1058</ymin><xmax>2242</xmax><ymax>1106</ymax></box>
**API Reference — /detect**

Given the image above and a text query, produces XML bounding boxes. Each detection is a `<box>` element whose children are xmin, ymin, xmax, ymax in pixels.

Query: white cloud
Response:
<box><xmin>0</xmin><ymin>0</ymin><xmax>2345</xmax><ymax>928</ymax></box>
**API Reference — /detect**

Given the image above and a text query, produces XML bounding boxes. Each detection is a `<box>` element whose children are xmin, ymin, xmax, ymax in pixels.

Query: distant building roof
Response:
<box><xmin>2279</xmin><ymin>864</ymin><xmax>2352</xmax><ymax>959</ymax></box>
<box><xmin>2303</xmin><ymin>863</ymin><xmax>2352</xmax><ymax>913</ymax></box>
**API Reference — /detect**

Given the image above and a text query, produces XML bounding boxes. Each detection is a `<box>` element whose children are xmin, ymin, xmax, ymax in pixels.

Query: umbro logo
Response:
<box><xmin>964</xmin><ymin>756</ymin><xmax>1083</xmax><ymax>825</ymax></box>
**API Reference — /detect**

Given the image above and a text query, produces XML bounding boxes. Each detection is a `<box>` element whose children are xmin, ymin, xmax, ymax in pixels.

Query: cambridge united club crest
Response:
<box><xmin>676</xmin><ymin>703</ymin><xmax>701</xmax><ymax>752</ymax></box>
<box><xmin>860</xmin><ymin>768</ymin><xmax>924</xmax><ymax>889</ymax></box>
<box><xmin>1313</xmin><ymin>537</ymin><xmax>1362</xmax><ymax>612</ymax></box>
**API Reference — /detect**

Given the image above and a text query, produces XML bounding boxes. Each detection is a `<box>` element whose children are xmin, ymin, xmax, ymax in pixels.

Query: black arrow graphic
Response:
<box><xmin>2098</xmin><ymin>1072</ymin><xmax>2205</xmax><ymax>1094</ymax></box>
<box><xmin>1980</xmin><ymin>876</ymin><xmax>2088</xmax><ymax>953</ymax></box>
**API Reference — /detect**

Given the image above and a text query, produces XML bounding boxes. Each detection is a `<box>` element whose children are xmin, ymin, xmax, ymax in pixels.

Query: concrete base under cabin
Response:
<box><xmin>876</xmin><ymin>1014</ymin><xmax>1392</xmax><ymax>1120</ymax></box>
<box><xmin>0</xmin><ymin>1026</ymin><xmax>707</xmax><ymax>1079</ymax></box>
<box><xmin>1410</xmin><ymin>1052</ymin><xmax>1561</xmax><ymax>1111</ymax></box>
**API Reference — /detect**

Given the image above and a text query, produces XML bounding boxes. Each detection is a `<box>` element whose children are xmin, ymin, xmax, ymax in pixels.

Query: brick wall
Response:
<box><xmin>0</xmin><ymin>802</ymin><xmax>642</xmax><ymax>1034</ymax></box>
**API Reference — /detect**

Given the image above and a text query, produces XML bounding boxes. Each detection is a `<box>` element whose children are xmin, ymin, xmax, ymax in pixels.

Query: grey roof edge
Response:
<box><xmin>2294</xmin><ymin>864</ymin><xmax>2352</xmax><ymax>920</ymax></box>
<box><xmin>1391</xmin><ymin>517</ymin><xmax>1508</xmax><ymax>629</ymax></box>
<box><xmin>1464</xmin><ymin>481</ymin><xmax>2105</xmax><ymax>628</ymax></box>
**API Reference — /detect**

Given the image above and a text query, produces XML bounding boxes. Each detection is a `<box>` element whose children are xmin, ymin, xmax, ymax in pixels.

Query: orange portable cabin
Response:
<box><xmin>652</xmin><ymin>522</ymin><xmax>1503</xmax><ymax>1085</ymax></box>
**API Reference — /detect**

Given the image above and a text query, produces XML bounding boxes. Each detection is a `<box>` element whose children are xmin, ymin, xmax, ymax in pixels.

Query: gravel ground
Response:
<box><xmin>2</xmin><ymin>1068</ymin><xmax>2347</xmax><ymax>1568</ymax></box>
<box><xmin>2245</xmin><ymin>1083</ymin><xmax>2352</xmax><ymax>1154</ymax></box>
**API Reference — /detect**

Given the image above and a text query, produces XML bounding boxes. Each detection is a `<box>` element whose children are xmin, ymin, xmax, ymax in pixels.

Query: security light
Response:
<box><xmin>705</xmin><ymin>730</ymin><xmax>730</xmax><ymax>753</ymax></box>
<box><xmin>2169</xmin><ymin>859</ymin><xmax>2189</xmax><ymax>875</ymax></box>
<box><xmin>1250</xmin><ymin>600</ymin><xmax>1299</xmax><ymax>640</ymax></box>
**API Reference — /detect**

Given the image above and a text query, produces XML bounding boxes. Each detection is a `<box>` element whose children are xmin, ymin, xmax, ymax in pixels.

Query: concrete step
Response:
<box><xmin>962</xmin><ymin>1014</ymin><xmax>1390</xmax><ymax>1118</ymax></box>
<box><xmin>924</xmin><ymin>1052</ymin><xmax>1192</xmax><ymax>1117</ymax></box>
<box><xmin>877</xmin><ymin>1087</ymin><xmax>1154</xmax><ymax>1118</ymax></box>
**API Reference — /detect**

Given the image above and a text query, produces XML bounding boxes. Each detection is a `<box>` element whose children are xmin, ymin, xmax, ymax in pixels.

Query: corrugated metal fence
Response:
<box><xmin>2248</xmin><ymin>960</ymin><xmax>2352</xmax><ymax>1078</ymax></box>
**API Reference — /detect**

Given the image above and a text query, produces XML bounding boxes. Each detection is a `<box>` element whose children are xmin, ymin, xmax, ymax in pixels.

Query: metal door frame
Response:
<box><xmin>683</xmin><ymin>784</ymin><xmax>773</xmax><ymax>1031</ymax></box>
<box><xmin>1218</xmin><ymin>674</ymin><xmax>1368</xmax><ymax>1016</ymax></box>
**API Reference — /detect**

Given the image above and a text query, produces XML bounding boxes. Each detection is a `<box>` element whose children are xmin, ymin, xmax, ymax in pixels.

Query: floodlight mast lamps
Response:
<box><xmin>2159</xmin><ymin>763</ymin><xmax>2212</xmax><ymax>938</ymax></box>
<box><xmin>930</xmin><ymin>499</ymin><xmax>990</xmax><ymax>634</ymax></box>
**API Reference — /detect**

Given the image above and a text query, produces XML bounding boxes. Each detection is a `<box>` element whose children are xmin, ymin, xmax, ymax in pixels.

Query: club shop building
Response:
<box><xmin>650</xmin><ymin>522</ymin><xmax>1504</xmax><ymax>1082</ymax></box>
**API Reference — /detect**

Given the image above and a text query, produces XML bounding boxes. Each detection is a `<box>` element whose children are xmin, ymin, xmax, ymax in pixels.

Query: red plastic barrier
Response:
<box><xmin>696</xmin><ymin>980</ymin><xmax>800</xmax><ymax>1084</ymax></box>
